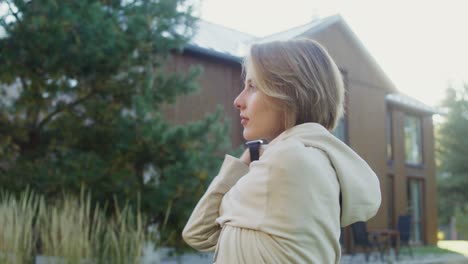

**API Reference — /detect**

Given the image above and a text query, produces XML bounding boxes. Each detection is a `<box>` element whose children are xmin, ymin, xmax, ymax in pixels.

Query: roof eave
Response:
<box><xmin>184</xmin><ymin>44</ymin><xmax>242</xmax><ymax>64</ymax></box>
<box><xmin>386</xmin><ymin>97</ymin><xmax>439</xmax><ymax>115</ymax></box>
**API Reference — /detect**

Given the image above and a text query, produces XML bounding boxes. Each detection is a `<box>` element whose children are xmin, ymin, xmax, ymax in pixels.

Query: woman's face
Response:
<box><xmin>233</xmin><ymin>75</ymin><xmax>285</xmax><ymax>142</ymax></box>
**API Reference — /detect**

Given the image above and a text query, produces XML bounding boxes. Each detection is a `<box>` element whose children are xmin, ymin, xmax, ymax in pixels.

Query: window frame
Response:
<box><xmin>403</xmin><ymin>114</ymin><xmax>424</xmax><ymax>167</ymax></box>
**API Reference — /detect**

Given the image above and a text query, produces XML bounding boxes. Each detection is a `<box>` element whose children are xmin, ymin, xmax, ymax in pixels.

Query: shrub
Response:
<box><xmin>0</xmin><ymin>189</ymin><xmax>146</xmax><ymax>263</ymax></box>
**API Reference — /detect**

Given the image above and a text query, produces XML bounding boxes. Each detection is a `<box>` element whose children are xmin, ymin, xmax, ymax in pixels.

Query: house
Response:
<box><xmin>166</xmin><ymin>15</ymin><xmax>438</xmax><ymax>248</ymax></box>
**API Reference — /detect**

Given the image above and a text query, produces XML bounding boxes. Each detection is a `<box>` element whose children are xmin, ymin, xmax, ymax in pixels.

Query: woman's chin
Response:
<box><xmin>243</xmin><ymin>135</ymin><xmax>253</xmax><ymax>141</ymax></box>
<box><xmin>242</xmin><ymin>130</ymin><xmax>255</xmax><ymax>141</ymax></box>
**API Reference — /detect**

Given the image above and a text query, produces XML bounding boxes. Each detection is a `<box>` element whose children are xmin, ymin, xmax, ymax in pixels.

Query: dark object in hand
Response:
<box><xmin>245</xmin><ymin>139</ymin><xmax>266</xmax><ymax>162</ymax></box>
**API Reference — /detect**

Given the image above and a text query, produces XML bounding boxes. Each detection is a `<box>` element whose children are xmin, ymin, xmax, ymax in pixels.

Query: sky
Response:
<box><xmin>1</xmin><ymin>1</ymin><xmax>467</xmax><ymax>107</ymax></box>
<box><xmin>195</xmin><ymin>0</ymin><xmax>468</xmax><ymax>107</ymax></box>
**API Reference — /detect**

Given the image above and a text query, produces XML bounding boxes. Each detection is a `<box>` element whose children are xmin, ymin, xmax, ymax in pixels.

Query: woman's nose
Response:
<box><xmin>233</xmin><ymin>91</ymin><xmax>244</xmax><ymax>109</ymax></box>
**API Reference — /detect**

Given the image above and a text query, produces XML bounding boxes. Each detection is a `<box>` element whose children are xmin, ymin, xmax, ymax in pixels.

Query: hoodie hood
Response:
<box><xmin>269</xmin><ymin>123</ymin><xmax>381</xmax><ymax>227</ymax></box>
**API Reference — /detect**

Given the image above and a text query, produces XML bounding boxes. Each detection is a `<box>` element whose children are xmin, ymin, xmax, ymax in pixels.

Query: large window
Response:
<box><xmin>404</xmin><ymin>115</ymin><xmax>423</xmax><ymax>165</ymax></box>
<box><xmin>386</xmin><ymin>110</ymin><xmax>393</xmax><ymax>161</ymax></box>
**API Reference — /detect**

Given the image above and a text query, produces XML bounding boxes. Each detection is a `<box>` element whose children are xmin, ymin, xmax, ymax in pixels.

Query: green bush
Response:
<box><xmin>454</xmin><ymin>205</ymin><xmax>468</xmax><ymax>240</ymax></box>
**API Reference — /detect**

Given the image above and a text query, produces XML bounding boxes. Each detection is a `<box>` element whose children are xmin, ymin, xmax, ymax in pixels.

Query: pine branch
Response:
<box><xmin>5</xmin><ymin>0</ymin><xmax>21</xmax><ymax>23</ymax></box>
<box><xmin>37</xmin><ymin>89</ymin><xmax>97</xmax><ymax>131</ymax></box>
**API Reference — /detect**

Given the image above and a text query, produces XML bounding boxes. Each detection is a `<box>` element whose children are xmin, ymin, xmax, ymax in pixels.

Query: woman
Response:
<box><xmin>182</xmin><ymin>39</ymin><xmax>381</xmax><ymax>263</ymax></box>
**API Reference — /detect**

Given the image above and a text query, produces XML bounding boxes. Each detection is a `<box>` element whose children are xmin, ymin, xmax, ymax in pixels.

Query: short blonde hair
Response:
<box><xmin>243</xmin><ymin>38</ymin><xmax>345</xmax><ymax>131</ymax></box>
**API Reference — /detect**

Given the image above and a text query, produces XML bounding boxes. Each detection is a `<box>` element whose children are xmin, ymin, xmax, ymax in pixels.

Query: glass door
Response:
<box><xmin>407</xmin><ymin>179</ymin><xmax>424</xmax><ymax>243</ymax></box>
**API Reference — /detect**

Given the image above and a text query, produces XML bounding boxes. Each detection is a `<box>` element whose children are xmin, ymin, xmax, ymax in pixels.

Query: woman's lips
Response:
<box><xmin>241</xmin><ymin>117</ymin><xmax>249</xmax><ymax>125</ymax></box>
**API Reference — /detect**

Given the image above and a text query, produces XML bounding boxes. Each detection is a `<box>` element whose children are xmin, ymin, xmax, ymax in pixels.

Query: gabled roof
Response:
<box><xmin>256</xmin><ymin>15</ymin><xmax>341</xmax><ymax>43</ymax></box>
<box><xmin>186</xmin><ymin>20</ymin><xmax>256</xmax><ymax>62</ymax></box>
<box><xmin>187</xmin><ymin>15</ymin><xmax>435</xmax><ymax>114</ymax></box>
<box><xmin>187</xmin><ymin>16</ymin><xmax>341</xmax><ymax>60</ymax></box>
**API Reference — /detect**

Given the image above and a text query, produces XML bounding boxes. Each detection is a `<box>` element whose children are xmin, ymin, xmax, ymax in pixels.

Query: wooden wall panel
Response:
<box><xmin>389</xmin><ymin>107</ymin><xmax>437</xmax><ymax>245</ymax></box>
<box><xmin>423</xmin><ymin>116</ymin><xmax>438</xmax><ymax>245</ymax></box>
<box><xmin>346</xmin><ymin>80</ymin><xmax>388</xmax><ymax>229</ymax></box>
<box><xmin>163</xmin><ymin>52</ymin><xmax>245</xmax><ymax>147</ymax></box>
<box><xmin>391</xmin><ymin>110</ymin><xmax>409</xmax><ymax>222</ymax></box>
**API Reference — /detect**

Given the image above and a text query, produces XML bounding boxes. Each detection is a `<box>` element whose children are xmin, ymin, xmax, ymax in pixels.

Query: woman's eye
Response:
<box><xmin>249</xmin><ymin>84</ymin><xmax>255</xmax><ymax>91</ymax></box>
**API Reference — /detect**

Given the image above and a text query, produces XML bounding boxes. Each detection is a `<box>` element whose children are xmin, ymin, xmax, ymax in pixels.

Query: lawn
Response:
<box><xmin>437</xmin><ymin>240</ymin><xmax>468</xmax><ymax>257</ymax></box>
<box><xmin>408</xmin><ymin>245</ymin><xmax>460</xmax><ymax>256</ymax></box>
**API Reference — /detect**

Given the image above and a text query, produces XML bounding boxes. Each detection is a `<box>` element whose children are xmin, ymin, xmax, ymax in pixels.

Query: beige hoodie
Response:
<box><xmin>183</xmin><ymin>123</ymin><xmax>381</xmax><ymax>263</ymax></box>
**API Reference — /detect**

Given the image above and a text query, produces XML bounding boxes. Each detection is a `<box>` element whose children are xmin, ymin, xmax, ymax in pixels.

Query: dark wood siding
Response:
<box><xmin>386</xmin><ymin>106</ymin><xmax>437</xmax><ymax>245</ymax></box>
<box><xmin>423</xmin><ymin>115</ymin><xmax>438</xmax><ymax>245</ymax></box>
<box><xmin>346</xmin><ymin>78</ymin><xmax>388</xmax><ymax>229</ymax></box>
<box><xmin>163</xmin><ymin>52</ymin><xmax>244</xmax><ymax>147</ymax></box>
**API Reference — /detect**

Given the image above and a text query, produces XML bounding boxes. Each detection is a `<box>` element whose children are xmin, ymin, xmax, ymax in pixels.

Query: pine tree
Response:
<box><xmin>0</xmin><ymin>0</ymin><xmax>231</xmax><ymax>248</ymax></box>
<box><xmin>437</xmin><ymin>84</ymin><xmax>468</xmax><ymax>230</ymax></box>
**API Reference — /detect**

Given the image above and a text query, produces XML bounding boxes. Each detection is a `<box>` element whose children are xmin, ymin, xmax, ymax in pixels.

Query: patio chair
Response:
<box><xmin>394</xmin><ymin>214</ymin><xmax>414</xmax><ymax>258</ymax></box>
<box><xmin>350</xmin><ymin>221</ymin><xmax>385</xmax><ymax>262</ymax></box>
